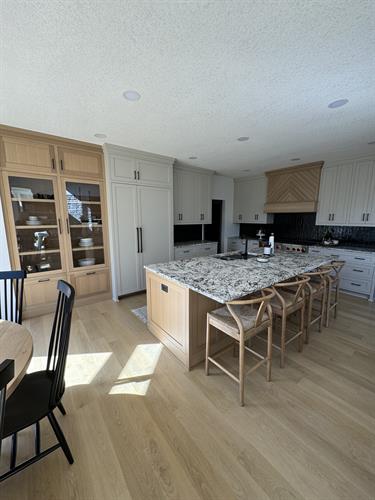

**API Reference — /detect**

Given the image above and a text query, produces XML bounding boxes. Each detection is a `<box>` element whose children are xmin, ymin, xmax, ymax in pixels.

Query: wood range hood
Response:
<box><xmin>264</xmin><ymin>161</ymin><xmax>324</xmax><ymax>213</ymax></box>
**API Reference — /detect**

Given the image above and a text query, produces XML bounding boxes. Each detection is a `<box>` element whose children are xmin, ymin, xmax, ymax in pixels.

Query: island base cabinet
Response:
<box><xmin>146</xmin><ymin>271</ymin><xmax>232</xmax><ymax>369</ymax></box>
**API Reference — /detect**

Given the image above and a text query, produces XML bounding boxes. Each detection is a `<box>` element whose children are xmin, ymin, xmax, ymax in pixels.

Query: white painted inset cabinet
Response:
<box><xmin>316</xmin><ymin>157</ymin><xmax>375</xmax><ymax>226</ymax></box>
<box><xmin>174</xmin><ymin>166</ymin><xmax>213</xmax><ymax>224</ymax></box>
<box><xmin>233</xmin><ymin>175</ymin><xmax>273</xmax><ymax>224</ymax></box>
<box><xmin>104</xmin><ymin>144</ymin><xmax>174</xmax><ymax>299</ymax></box>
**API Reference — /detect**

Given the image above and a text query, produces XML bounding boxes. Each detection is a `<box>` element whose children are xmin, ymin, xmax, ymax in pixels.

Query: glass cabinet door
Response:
<box><xmin>64</xmin><ymin>181</ymin><xmax>105</xmax><ymax>269</ymax></box>
<box><xmin>8</xmin><ymin>175</ymin><xmax>64</xmax><ymax>274</ymax></box>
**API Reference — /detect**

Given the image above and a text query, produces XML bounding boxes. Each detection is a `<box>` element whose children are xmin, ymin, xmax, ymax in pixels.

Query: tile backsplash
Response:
<box><xmin>240</xmin><ymin>213</ymin><xmax>375</xmax><ymax>245</ymax></box>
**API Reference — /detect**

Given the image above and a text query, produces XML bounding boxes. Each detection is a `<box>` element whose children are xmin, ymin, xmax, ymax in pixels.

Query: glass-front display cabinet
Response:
<box><xmin>6</xmin><ymin>174</ymin><xmax>65</xmax><ymax>275</ymax></box>
<box><xmin>64</xmin><ymin>180</ymin><xmax>106</xmax><ymax>270</ymax></box>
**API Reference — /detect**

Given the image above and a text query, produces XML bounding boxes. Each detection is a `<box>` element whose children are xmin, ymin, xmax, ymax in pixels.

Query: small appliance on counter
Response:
<box><xmin>322</xmin><ymin>230</ymin><xmax>339</xmax><ymax>246</ymax></box>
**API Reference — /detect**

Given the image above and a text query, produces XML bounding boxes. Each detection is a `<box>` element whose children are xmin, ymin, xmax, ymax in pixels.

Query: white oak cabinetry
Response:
<box><xmin>233</xmin><ymin>175</ymin><xmax>273</xmax><ymax>224</ymax></box>
<box><xmin>173</xmin><ymin>166</ymin><xmax>213</xmax><ymax>224</ymax></box>
<box><xmin>0</xmin><ymin>126</ymin><xmax>111</xmax><ymax>317</ymax></box>
<box><xmin>104</xmin><ymin>144</ymin><xmax>174</xmax><ymax>299</ymax></box>
<box><xmin>316</xmin><ymin>157</ymin><xmax>375</xmax><ymax>226</ymax></box>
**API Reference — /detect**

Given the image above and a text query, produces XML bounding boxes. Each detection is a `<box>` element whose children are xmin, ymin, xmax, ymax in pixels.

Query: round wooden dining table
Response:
<box><xmin>0</xmin><ymin>319</ymin><xmax>33</xmax><ymax>398</ymax></box>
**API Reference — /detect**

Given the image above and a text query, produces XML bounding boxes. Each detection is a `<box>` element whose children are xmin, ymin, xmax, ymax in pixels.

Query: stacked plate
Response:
<box><xmin>78</xmin><ymin>237</ymin><xmax>94</xmax><ymax>247</ymax></box>
<box><xmin>26</xmin><ymin>215</ymin><xmax>41</xmax><ymax>226</ymax></box>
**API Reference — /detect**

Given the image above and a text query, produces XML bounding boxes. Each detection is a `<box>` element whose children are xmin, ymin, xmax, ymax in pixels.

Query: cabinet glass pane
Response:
<box><xmin>9</xmin><ymin>176</ymin><xmax>63</xmax><ymax>274</ymax></box>
<box><xmin>65</xmin><ymin>182</ymin><xmax>104</xmax><ymax>268</ymax></box>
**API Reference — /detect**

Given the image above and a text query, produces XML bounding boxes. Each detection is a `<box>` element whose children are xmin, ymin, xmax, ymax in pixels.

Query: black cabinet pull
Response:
<box><xmin>350</xmin><ymin>282</ymin><xmax>361</xmax><ymax>287</ymax></box>
<box><xmin>161</xmin><ymin>284</ymin><xmax>168</xmax><ymax>293</ymax></box>
<box><xmin>140</xmin><ymin>227</ymin><xmax>143</xmax><ymax>253</ymax></box>
<box><xmin>60</xmin><ymin>159</ymin><xmax>64</xmax><ymax>171</ymax></box>
<box><xmin>58</xmin><ymin>218</ymin><xmax>62</xmax><ymax>234</ymax></box>
<box><xmin>38</xmin><ymin>278</ymin><xmax>50</xmax><ymax>283</ymax></box>
<box><xmin>136</xmin><ymin>227</ymin><xmax>140</xmax><ymax>253</ymax></box>
<box><xmin>51</xmin><ymin>158</ymin><xmax>56</xmax><ymax>170</ymax></box>
<box><xmin>86</xmin><ymin>271</ymin><xmax>96</xmax><ymax>276</ymax></box>
<box><xmin>134</xmin><ymin>170</ymin><xmax>137</xmax><ymax>180</ymax></box>
<box><xmin>354</xmin><ymin>257</ymin><xmax>365</xmax><ymax>260</ymax></box>
<box><xmin>66</xmin><ymin>218</ymin><xmax>70</xmax><ymax>234</ymax></box>
<box><xmin>137</xmin><ymin>171</ymin><xmax>140</xmax><ymax>180</ymax></box>
<box><xmin>366</xmin><ymin>213</ymin><xmax>370</xmax><ymax>221</ymax></box>
<box><xmin>352</xmin><ymin>269</ymin><xmax>363</xmax><ymax>272</ymax></box>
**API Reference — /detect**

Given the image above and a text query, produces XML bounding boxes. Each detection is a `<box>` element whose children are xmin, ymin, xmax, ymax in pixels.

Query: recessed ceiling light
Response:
<box><xmin>188</xmin><ymin>156</ymin><xmax>198</xmax><ymax>160</ymax></box>
<box><xmin>237</xmin><ymin>136</ymin><xmax>249</xmax><ymax>142</ymax></box>
<box><xmin>123</xmin><ymin>90</ymin><xmax>141</xmax><ymax>101</ymax></box>
<box><xmin>328</xmin><ymin>99</ymin><xmax>349</xmax><ymax>109</ymax></box>
<box><xmin>368</xmin><ymin>141</ymin><xmax>375</xmax><ymax>145</ymax></box>
<box><xmin>242</xmin><ymin>169</ymin><xmax>250</xmax><ymax>172</ymax></box>
<box><xmin>290</xmin><ymin>157</ymin><xmax>301</xmax><ymax>161</ymax></box>
<box><xmin>94</xmin><ymin>133</ymin><xmax>107</xmax><ymax>139</ymax></box>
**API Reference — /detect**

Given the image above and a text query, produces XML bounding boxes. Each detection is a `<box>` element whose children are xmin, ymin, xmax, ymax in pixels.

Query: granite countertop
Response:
<box><xmin>145</xmin><ymin>252</ymin><xmax>330</xmax><ymax>304</ymax></box>
<box><xmin>309</xmin><ymin>243</ymin><xmax>375</xmax><ymax>253</ymax></box>
<box><xmin>174</xmin><ymin>240</ymin><xmax>218</xmax><ymax>248</ymax></box>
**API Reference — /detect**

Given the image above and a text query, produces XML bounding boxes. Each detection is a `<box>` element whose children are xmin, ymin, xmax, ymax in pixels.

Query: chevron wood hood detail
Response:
<box><xmin>264</xmin><ymin>161</ymin><xmax>324</xmax><ymax>213</ymax></box>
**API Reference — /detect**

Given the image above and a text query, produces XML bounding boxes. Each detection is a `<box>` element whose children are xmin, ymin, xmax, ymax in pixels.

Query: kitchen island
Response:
<box><xmin>145</xmin><ymin>252</ymin><xmax>330</xmax><ymax>369</ymax></box>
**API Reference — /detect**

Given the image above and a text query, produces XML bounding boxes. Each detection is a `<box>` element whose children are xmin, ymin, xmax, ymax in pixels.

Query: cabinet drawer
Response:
<box><xmin>341</xmin><ymin>264</ymin><xmax>374</xmax><ymax>281</ymax></box>
<box><xmin>197</xmin><ymin>243</ymin><xmax>218</xmax><ymax>257</ymax></box>
<box><xmin>340</xmin><ymin>278</ymin><xmax>371</xmax><ymax>295</ymax></box>
<box><xmin>345</xmin><ymin>253</ymin><xmax>374</xmax><ymax>266</ymax></box>
<box><xmin>70</xmin><ymin>269</ymin><xmax>110</xmax><ymax>297</ymax></box>
<box><xmin>174</xmin><ymin>246</ymin><xmax>195</xmax><ymax>260</ymax></box>
<box><xmin>24</xmin><ymin>274</ymin><xmax>66</xmax><ymax>307</ymax></box>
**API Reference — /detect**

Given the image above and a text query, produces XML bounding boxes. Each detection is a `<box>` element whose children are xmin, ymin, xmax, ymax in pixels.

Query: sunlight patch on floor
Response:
<box><xmin>27</xmin><ymin>352</ymin><xmax>113</xmax><ymax>387</ymax></box>
<box><xmin>109</xmin><ymin>343</ymin><xmax>163</xmax><ymax>396</ymax></box>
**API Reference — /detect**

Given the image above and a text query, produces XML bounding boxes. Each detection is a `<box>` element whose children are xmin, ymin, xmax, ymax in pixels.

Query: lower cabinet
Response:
<box><xmin>70</xmin><ymin>269</ymin><xmax>110</xmax><ymax>297</ymax></box>
<box><xmin>24</xmin><ymin>274</ymin><xmax>67</xmax><ymax>309</ymax></box>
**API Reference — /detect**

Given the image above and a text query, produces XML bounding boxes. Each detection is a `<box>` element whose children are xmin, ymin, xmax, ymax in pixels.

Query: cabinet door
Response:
<box><xmin>316</xmin><ymin>167</ymin><xmax>335</xmax><ymax>224</ymax></box>
<box><xmin>3</xmin><ymin>172</ymin><xmax>66</xmax><ymax>276</ymax></box>
<box><xmin>199</xmin><ymin>173</ymin><xmax>212</xmax><ymax>223</ymax></box>
<box><xmin>138</xmin><ymin>186</ymin><xmax>173</xmax><ymax>289</ymax></box>
<box><xmin>24</xmin><ymin>274</ymin><xmax>66</xmax><ymax>308</ymax></box>
<box><xmin>57</xmin><ymin>147</ymin><xmax>103</xmax><ymax>179</ymax></box>
<box><xmin>112</xmin><ymin>183</ymin><xmax>141</xmax><ymax>295</ymax></box>
<box><xmin>137</xmin><ymin>160</ymin><xmax>172</xmax><ymax>187</ymax></box>
<box><xmin>173</xmin><ymin>169</ymin><xmax>197</xmax><ymax>224</ymax></box>
<box><xmin>233</xmin><ymin>181</ymin><xmax>251</xmax><ymax>223</ymax></box>
<box><xmin>365</xmin><ymin>163</ymin><xmax>375</xmax><ymax>225</ymax></box>
<box><xmin>110</xmin><ymin>155</ymin><xmax>138</xmax><ymax>183</ymax></box>
<box><xmin>62</xmin><ymin>180</ymin><xmax>107</xmax><ymax>272</ymax></box>
<box><xmin>347</xmin><ymin>160</ymin><xmax>373</xmax><ymax>225</ymax></box>
<box><xmin>331</xmin><ymin>163</ymin><xmax>353</xmax><ymax>224</ymax></box>
<box><xmin>1</xmin><ymin>136</ymin><xmax>56</xmax><ymax>174</ymax></box>
<box><xmin>71</xmin><ymin>268</ymin><xmax>110</xmax><ymax>297</ymax></box>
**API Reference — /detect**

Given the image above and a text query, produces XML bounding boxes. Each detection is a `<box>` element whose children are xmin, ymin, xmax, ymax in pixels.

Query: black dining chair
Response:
<box><xmin>0</xmin><ymin>360</ymin><xmax>15</xmax><ymax>457</ymax></box>
<box><xmin>0</xmin><ymin>270</ymin><xmax>26</xmax><ymax>324</ymax></box>
<box><xmin>0</xmin><ymin>280</ymin><xmax>75</xmax><ymax>482</ymax></box>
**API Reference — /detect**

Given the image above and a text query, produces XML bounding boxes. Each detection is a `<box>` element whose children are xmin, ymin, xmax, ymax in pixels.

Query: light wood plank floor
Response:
<box><xmin>1</xmin><ymin>293</ymin><xmax>374</xmax><ymax>499</ymax></box>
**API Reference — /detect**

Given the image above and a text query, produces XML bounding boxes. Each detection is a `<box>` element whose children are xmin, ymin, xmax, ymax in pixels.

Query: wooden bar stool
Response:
<box><xmin>302</xmin><ymin>268</ymin><xmax>331</xmax><ymax>343</ymax></box>
<box><xmin>321</xmin><ymin>260</ymin><xmax>346</xmax><ymax>327</ymax></box>
<box><xmin>271</xmin><ymin>276</ymin><xmax>309</xmax><ymax>368</ymax></box>
<box><xmin>205</xmin><ymin>288</ymin><xmax>274</xmax><ymax>406</ymax></box>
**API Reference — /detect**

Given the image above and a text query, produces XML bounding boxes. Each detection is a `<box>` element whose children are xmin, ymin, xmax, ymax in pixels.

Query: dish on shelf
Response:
<box><xmin>78</xmin><ymin>258</ymin><xmax>96</xmax><ymax>267</ymax></box>
<box><xmin>79</xmin><ymin>238</ymin><xmax>94</xmax><ymax>247</ymax></box>
<box><xmin>26</xmin><ymin>219</ymin><xmax>42</xmax><ymax>226</ymax></box>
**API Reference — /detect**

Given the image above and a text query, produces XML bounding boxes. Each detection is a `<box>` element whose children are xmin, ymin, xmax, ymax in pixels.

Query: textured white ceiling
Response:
<box><xmin>1</xmin><ymin>0</ymin><xmax>375</xmax><ymax>176</ymax></box>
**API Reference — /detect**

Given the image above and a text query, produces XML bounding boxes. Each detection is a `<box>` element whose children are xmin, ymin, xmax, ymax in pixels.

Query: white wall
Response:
<box><xmin>212</xmin><ymin>174</ymin><xmax>238</xmax><ymax>252</ymax></box>
<box><xmin>0</xmin><ymin>200</ymin><xmax>11</xmax><ymax>270</ymax></box>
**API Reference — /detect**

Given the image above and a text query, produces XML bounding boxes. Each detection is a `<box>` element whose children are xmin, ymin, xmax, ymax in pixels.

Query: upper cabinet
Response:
<box><xmin>347</xmin><ymin>159</ymin><xmax>375</xmax><ymax>225</ymax></box>
<box><xmin>173</xmin><ymin>166</ymin><xmax>213</xmax><ymax>224</ymax></box>
<box><xmin>316</xmin><ymin>157</ymin><xmax>375</xmax><ymax>226</ymax></box>
<box><xmin>1</xmin><ymin>136</ymin><xmax>56</xmax><ymax>174</ymax></box>
<box><xmin>233</xmin><ymin>175</ymin><xmax>273</xmax><ymax>224</ymax></box>
<box><xmin>106</xmin><ymin>145</ymin><xmax>173</xmax><ymax>187</ymax></box>
<box><xmin>57</xmin><ymin>147</ymin><xmax>103</xmax><ymax>179</ymax></box>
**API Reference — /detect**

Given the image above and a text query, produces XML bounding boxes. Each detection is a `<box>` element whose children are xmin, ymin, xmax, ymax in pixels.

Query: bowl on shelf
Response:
<box><xmin>78</xmin><ymin>238</ymin><xmax>94</xmax><ymax>247</ymax></box>
<box><xmin>78</xmin><ymin>258</ymin><xmax>96</xmax><ymax>267</ymax></box>
<box><xmin>26</xmin><ymin>215</ymin><xmax>41</xmax><ymax>225</ymax></box>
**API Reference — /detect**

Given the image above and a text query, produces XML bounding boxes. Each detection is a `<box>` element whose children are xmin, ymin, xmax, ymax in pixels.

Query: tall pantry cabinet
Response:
<box><xmin>104</xmin><ymin>144</ymin><xmax>174</xmax><ymax>299</ymax></box>
<box><xmin>0</xmin><ymin>126</ymin><xmax>111</xmax><ymax>318</ymax></box>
